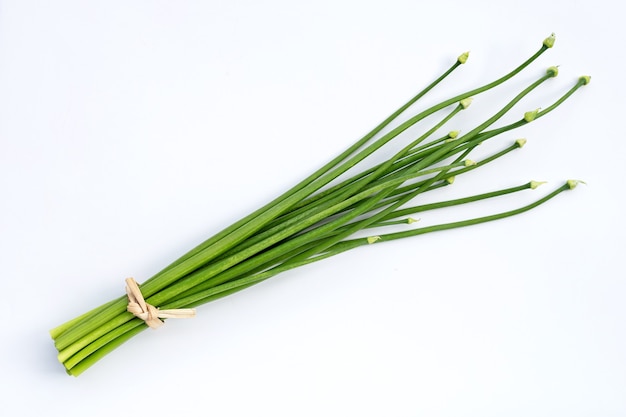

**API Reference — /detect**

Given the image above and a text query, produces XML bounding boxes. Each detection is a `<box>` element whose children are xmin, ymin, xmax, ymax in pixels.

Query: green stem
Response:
<box><xmin>51</xmin><ymin>42</ymin><xmax>562</xmax><ymax>375</ymax></box>
<box><xmin>165</xmin><ymin>182</ymin><xmax>572</xmax><ymax>310</ymax></box>
<box><xmin>378</xmin><ymin>181</ymin><xmax>532</xmax><ymax>222</ymax></box>
<box><xmin>219</xmin><ymin>104</ymin><xmax>463</xmax><ymax>260</ymax></box>
<box><xmin>54</xmin><ymin>66</ymin><xmax>555</xmax><ymax>356</ymax></box>
<box><xmin>335</xmin><ymin>182</ymin><xmax>571</xmax><ymax>246</ymax></box>
<box><xmin>52</xmin><ymin>58</ymin><xmax>465</xmax><ymax>349</ymax></box>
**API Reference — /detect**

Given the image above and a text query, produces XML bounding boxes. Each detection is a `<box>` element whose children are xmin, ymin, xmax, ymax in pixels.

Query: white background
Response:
<box><xmin>1</xmin><ymin>1</ymin><xmax>624</xmax><ymax>416</ymax></box>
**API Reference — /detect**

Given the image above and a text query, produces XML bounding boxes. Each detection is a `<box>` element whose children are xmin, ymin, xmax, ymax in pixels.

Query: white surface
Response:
<box><xmin>1</xmin><ymin>0</ymin><xmax>624</xmax><ymax>416</ymax></box>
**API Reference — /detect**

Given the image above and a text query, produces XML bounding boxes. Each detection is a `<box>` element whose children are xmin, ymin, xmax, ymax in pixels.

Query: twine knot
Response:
<box><xmin>125</xmin><ymin>277</ymin><xmax>196</xmax><ymax>329</ymax></box>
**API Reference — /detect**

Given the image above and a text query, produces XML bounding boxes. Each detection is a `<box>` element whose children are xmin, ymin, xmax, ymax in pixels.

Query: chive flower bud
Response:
<box><xmin>580</xmin><ymin>75</ymin><xmax>591</xmax><ymax>85</ymax></box>
<box><xmin>515</xmin><ymin>138</ymin><xmax>527</xmax><ymax>148</ymax></box>
<box><xmin>543</xmin><ymin>33</ymin><xmax>556</xmax><ymax>48</ymax></box>
<box><xmin>530</xmin><ymin>180</ymin><xmax>546</xmax><ymax>189</ymax></box>
<box><xmin>457</xmin><ymin>51</ymin><xmax>470</xmax><ymax>64</ymax></box>
<box><xmin>524</xmin><ymin>108</ymin><xmax>540</xmax><ymax>122</ymax></box>
<box><xmin>446</xmin><ymin>176</ymin><xmax>455</xmax><ymax>185</ymax></box>
<box><xmin>546</xmin><ymin>66</ymin><xmax>559</xmax><ymax>77</ymax></box>
<box><xmin>367</xmin><ymin>236</ymin><xmax>381</xmax><ymax>244</ymax></box>
<box><xmin>460</xmin><ymin>97</ymin><xmax>473</xmax><ymax>109</ymax></box>
<box><xmin>445</xmin><ymin>131</ymin><xmax>460</xmax><ymax>143</ymax></box>
<box><xmin>567</xmin><ymin>179</ymin><xmax>586</xmax><ymax>189</ymax></box>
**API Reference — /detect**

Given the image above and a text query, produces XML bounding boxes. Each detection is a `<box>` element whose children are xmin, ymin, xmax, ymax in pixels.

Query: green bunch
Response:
<box><xmin>50</xmin><ymin>33</ymin><xmax>589</xmax><ymax>376</ymax></box>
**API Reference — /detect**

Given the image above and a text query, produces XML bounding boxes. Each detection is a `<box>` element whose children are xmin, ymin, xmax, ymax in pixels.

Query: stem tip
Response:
<box><xmin>567</xmin><ymin>179</ymin><xmax>586</xmax><ymax>189</ymax></box>
<box><xmin>460</xmin><ymin>97</ymin><xmax>473</xmax><ymax>109</ymax></box>
<box><xmin>530</xmin><ymin>180</ymin><xmax>547</xmax><ymax>189</ymax></box>
<box><xmin>367</xmin><ymin>236</ymin><xmax>381</xmax><ymax>244</ymax></box>
<box><xmin>543</xmin><ymin>33</ymin><xmax>556</xmax><ymax>48</ymax></box>
<box><xmin>547</xmin><ymin>66</ymin><xmax>559</xmax><ymax>77</ymax></box>
<box><xmin>524</xmin><ymin>108</ymin><xmax>540</xmax><ymax>123</ymax></box>
<box><xmin>457</xmin><ymin>51</ymin><xmax>470</xmax><ymax>64</ymax></box>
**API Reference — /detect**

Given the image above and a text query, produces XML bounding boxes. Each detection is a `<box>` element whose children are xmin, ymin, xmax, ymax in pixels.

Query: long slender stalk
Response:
<box><xmin>219</xmin><ymin>104</ymin><xmax>464</xmax><ymax>260</ymax></box>
<box><xmin>64</xmin><ymin>179</ymin><xmax>571</xmax><ymax>377</ymax></box>
<box><xmin>65</xmin><ymin>70</ymin><xmax>573</xmax><ymax>368</ymax></box>
<box><xmin>51</xmin><ymin>56</ymin><xmax>467</xmax><ymax>350</ymax></box>
<box><xmin>51</xmin><ymin>35</ymin><xmax>591</xmax><ymax>377</ymax></box>
<box><xmin>163</xmin><ymin>181</ymin><xmax>573</xmax><ymax>312</ymax></box>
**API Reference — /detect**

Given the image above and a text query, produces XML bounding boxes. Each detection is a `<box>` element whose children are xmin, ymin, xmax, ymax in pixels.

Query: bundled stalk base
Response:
<box><xmin>50</xmin><ymin>34</ymin><xmax>589</xmax><ymax>376</ymax></box>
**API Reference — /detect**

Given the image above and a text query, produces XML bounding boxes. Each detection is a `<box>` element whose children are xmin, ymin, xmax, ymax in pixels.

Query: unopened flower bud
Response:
<box><xmin>543</xmin><ymin>33</ymin><xmax>556</xmax><ymax>48</ymax></box>
<box><xmin>524</xmin><ymin>109</ymin><xmax>540</xmax><ymax>123</ymax></box>
<box><xmin>515</xmin><ymin>138</ymin><xmax>527</xmax><ymax>148</ymax></box>
<box><xmin>546</xmin><ymin>66</ymin><xmax>559</xmax><ymax>77</ymax></box>
<box><xmin>580</xmin><ymin>75</ymin><xmax>591</xmax><ymax>85</ymax></box>
<box><xmin>567</xmin><ymin>179</ymin><xmax>586</xmax><ymax>190</ymax></box>
<box><xmin>460</xmin><ymin>97</ymin><xmax>473</xmax><ymax>109</ymax></box>
<box><xmin>457</xmin><ymin>51</ymin><xmax>470</xmax><ymax>64</ymax></box>
<box><xmin>367</xmin><ymin>236</ymin><xmax>381</xmax><ymax>244</ymax></box>
<box><xmin>530</xmin><ymin>180</ymin><xmax>546</xmax><ymax>189</ymax></box>
<box><xmin>464</xmin><ymin>159</ymin><xmax>476</xmax><ymax>167</ymax></box>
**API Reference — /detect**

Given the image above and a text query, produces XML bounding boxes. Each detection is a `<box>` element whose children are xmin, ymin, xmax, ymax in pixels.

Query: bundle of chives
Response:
<box><xmin>50</xmin><ymin>33</ymin><xmax>589</xmax><ymax>376</ymax></box>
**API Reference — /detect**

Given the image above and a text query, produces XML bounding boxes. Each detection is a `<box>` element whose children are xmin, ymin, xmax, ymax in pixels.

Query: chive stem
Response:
<box><xmin>50</xmin><ymin>38</ymin><xmax>589</xmax><ymax>376</ymax></box>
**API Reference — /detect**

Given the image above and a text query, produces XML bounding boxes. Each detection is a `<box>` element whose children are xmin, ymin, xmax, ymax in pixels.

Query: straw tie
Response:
<box><xmin>125</xmin><ymin>277</ymin><xmax>196</xmax><ymax>329</ymax></box>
